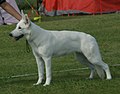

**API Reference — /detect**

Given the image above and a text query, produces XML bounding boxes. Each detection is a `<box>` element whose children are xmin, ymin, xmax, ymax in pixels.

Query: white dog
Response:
<box><xmin>9</xmin><ymin>11</ymin><xmax>112</xmax><ymax>86</ymax></box>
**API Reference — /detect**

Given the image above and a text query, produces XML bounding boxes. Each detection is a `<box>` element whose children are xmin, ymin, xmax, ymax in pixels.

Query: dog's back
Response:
<box><xmin>47</xmin><ymin>31</ymin><xmax>94</xmax><ymax>56</ymax></box>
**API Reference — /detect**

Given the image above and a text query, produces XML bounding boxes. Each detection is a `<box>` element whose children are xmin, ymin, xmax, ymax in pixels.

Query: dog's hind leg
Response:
<box><xmin>75</xmin><ymin>52</ymin><xmax>95</xmax><ymax>79</ymax></box>
<box><xmin>33</xmin><ymin>51</ymin><xmax>45</xmax><ymax>85</ymax></box>
<box><xmin>95</xmin><ymin>60</ymin><xmax>112</xmax><ymax>80</ymax></box>
<box><xmin>81</xmin><ymin>44</ymin><xmax>112</xmax><ymax>80</ymax></box>
<box><xmin>88</xmin><ymin>58</ymin><xmax>112</xmax><ymax>80</ymax></box>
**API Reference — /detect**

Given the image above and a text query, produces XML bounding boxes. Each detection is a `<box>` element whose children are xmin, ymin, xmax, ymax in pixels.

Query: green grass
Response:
<box><xmin>0</xmin><ymin>14</ymin><xmax>120</xmax><ymax>94</ymax></box>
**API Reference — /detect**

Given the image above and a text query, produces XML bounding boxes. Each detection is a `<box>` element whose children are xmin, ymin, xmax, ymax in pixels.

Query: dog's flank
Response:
<box><xmin>9</xmin><ymin>11</ymin><xmax>112</xmax><ymax>86</ymax></box>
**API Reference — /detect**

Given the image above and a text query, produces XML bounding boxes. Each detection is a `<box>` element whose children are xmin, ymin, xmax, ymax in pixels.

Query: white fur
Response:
<box><xmin>10</xmin><ymin>11</ymin><xmax>112</xmax><ymax>86</ymax></box>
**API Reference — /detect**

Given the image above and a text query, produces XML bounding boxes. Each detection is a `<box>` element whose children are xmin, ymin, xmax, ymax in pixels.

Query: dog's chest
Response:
<box><xmin>29</xmin><ymin>41</ymin><xmax>39</xmax><ymax>53</ymax></box>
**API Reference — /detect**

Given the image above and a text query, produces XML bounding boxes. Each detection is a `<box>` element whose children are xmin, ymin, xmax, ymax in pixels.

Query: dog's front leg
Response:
<box><xmin>34</xmin><ymin>57</ymin><xmax>45</xmax><ymax>85</ymax></box>
<box><xmin>42</xmin><ymin>57</ymin><xmax>52</xmax><ymax>86</ymax></box>
<box><xmin>33</xmin><ymin>51</ymin><xmax>44</xmax><ymax>85</ymax></box>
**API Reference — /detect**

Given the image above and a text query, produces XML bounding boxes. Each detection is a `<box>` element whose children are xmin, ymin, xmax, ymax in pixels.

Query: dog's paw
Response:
<box><xmin>33</xmin><ymin>83</ymin><xmax>39</xmax><ymax>86</ymax></box>
<box><xmin>106</xmin><ymin>77</ymin><xmax>112</xmax><ymax>80</ymax></box>
<box><xmin>33</xmin><ymin>82</ymin><xmax>41</xmax><ymax>86</ymax></box>
<box><xmin>43</xmin><ymin>83</ymin><xmax>50</xmax><ymax>86</ymax></box>
<box><xmin>106</xmin><ymin>75</ymin><xmax>112</xmax><ymax>80</ymax></box>
<box><xmin>43</xmin><ymin>78</ymin><xmax>51</xmax><ymax>86</ymax></box>
<box><xmin>33</xmin><ymin>79</ymin><xmax>43</xmax><ymax>86</ymax></box>
<box><xmin>33</xmin><ymin>81</ymin><xmax>43</xmax><ymax>86</ymax></box>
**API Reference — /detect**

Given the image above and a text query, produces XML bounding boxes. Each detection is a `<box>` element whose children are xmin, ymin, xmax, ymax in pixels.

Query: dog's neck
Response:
<box><xmin>26</xmin><ymin>22</ymin><xmax>51</xmax><ymax>47</ymax></box>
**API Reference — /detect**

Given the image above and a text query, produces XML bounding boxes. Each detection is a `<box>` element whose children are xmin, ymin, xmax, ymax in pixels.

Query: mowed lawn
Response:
<box><xmin>0</xmin><ymin>14</ymin><xmax>120</xmax><ymax>94</ymax></box>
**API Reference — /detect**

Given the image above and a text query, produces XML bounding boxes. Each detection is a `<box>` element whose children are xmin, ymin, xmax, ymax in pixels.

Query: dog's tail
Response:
<box><xmin>95</xmin><ymin>65</ymin><xmax>105</xmax><ymax>79</ymax></box>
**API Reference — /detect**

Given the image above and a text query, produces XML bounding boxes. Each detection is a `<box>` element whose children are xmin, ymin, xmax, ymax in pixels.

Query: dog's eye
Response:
<box><xmin>18</xmin><ymin>27</ymin><xmax>21</xmax><ymax>29</ymax></box>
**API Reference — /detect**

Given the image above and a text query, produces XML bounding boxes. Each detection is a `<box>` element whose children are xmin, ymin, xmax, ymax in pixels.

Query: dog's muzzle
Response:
<box><xmin>9</xmin><ymin>33</ymin><xmax>24</xmax><ymax>41</ymax></box>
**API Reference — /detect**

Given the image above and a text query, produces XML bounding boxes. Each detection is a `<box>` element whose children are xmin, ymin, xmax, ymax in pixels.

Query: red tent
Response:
<box><xmin>41</xmin><ymin>0</ymin><xmax>120</xmax><ymax>16</ymax></box>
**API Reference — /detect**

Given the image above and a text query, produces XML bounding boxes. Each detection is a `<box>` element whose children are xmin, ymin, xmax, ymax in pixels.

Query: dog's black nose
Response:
<box><xmin>9</xmin><ymin>33</ymin><xmax>13</xmax><ymax>37</ymax></box>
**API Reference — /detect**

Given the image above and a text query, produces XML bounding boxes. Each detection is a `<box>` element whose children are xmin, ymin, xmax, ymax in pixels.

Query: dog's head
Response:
<box><xmin>9</xmin><ymin>10</ymin><xmax>31</xmax><ymax>41</ymax></box>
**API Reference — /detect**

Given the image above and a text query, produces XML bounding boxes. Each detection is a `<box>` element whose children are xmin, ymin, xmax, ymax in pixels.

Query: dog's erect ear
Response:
<box><xmin>21</xmin><ymin>10</ymin><xmax>25</xmax><ymax>20</ymax></box>
<box><xmin>21</xmin><ymin>10</ymin><xmax>30</xmax><ymax>28</ymax></box>
<box><xmin>24</xmin><ymin>14</ymin><xmax>30</xmax><ymax>27</ymax></box>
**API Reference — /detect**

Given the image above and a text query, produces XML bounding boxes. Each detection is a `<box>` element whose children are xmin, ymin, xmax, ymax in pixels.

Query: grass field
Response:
<box><xmin>0</xmin><ymin>14</ymin><xmax>120</xmax><ymax>94</ymax></box>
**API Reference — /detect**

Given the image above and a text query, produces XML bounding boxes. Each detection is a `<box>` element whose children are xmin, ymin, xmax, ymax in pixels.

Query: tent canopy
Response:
<box><xmin>41</xmin><ymin>0</ymin><xmax>120</xmax><ymax>16</ymax></box>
